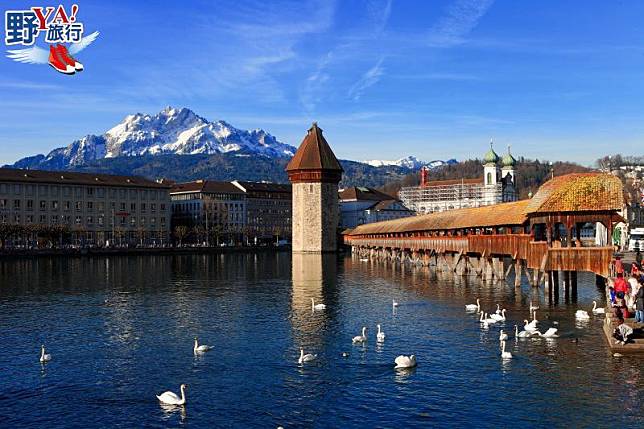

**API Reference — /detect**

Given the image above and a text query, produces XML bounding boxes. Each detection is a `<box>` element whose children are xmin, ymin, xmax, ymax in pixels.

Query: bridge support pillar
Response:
<box><xmin>514</xmin><ymin>260</ymin><xmax>522</xmax><ymax>287</ymax></box>
<box><xmin>571</xmin><ymin>271</ymin><xmax>578</xmax><ymax>303</ymax></box>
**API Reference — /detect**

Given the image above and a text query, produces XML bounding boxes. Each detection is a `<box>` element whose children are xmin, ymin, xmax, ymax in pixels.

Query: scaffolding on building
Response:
<box><xmin>398</xmin><ymin>180</ymin><xmax>503</xmax><ymax>214</ymax></box>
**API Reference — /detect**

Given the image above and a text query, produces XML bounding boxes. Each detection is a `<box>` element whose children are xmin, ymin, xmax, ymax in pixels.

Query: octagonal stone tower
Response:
<box><xmin>286</xmin><ymin>122</ymin><xmax>343</xmax><ymax>253</ymax></box>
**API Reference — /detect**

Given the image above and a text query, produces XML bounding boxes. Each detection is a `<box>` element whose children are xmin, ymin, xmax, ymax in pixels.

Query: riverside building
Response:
<box><xmin>170</xmin><ymin>180</ymin><xmax>247</xmax><ymax>243</ymax></box>
<box><xmin>398</xmin><ymin>143</ymin><xmax>518</xmax><ymax>214</ymax></box>
<box><xmin>0</xmin><ymin>168</ymin><xmax>171</xmax><ymax>246</ymax></box>
<box><xmin>339</xmin><ymin>186</ymin><xmax>412</xmax><ymax>229</ymax></box>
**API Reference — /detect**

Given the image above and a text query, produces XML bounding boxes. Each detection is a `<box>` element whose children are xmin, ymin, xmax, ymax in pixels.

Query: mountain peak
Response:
<box><xmin>10</xmin><ymin>107</ymin><xmax>297</xmax><ymax>169</ymax></box>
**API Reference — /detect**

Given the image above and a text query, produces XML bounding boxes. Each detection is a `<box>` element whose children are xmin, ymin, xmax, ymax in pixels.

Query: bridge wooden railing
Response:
<box><xmin>344</xmin><ymin>235</ymin><xmax>612</xmax><ymax>277</ymax></box>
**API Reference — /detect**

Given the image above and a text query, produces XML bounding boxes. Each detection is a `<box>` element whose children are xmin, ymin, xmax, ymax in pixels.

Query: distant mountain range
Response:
<box><xmin>5</xmin><ymin>107</ymin><xmax>449</xmax><ymax>188</ymax></box>
<box><xmin>365</xmin><ymin>156</ymin><xmax>458</xmax><ymax>170</ymax></box>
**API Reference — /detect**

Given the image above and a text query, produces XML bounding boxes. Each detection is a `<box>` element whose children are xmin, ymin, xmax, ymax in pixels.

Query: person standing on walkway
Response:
<box><xmin>614</xmin><ymin>256</ymin><xmax>624</xmax><ymax>277</ymax></box>
<box><xmin>614</xmin><ymin>272</ymin><xmax>628</xmax><ymax>299</ymax></box>
<box><xmin>635</xmin><ymin>281</ymin><xmax>644</xmax><ymax>323</ymax></box>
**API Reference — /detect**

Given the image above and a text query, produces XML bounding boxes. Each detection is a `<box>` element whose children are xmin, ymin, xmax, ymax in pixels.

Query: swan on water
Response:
<box><xmin>500</xmin><ymin>340</ymin><xmax>512</xmax><ymax>359</ymax></box>
<box><xmin>592</xmin><ymin>301</ymin><xmax>605</xmax><ymax>314</ymax></box>
<box><xmin>529</xmin><ymin>301</ymin><xmax>540</xmax><ymax>312</ymax></box>
<box><xmin>531</xmin><ymin>310</ymin><xmax>539</xmax><ymax>324</ymax></box>
<box><xmin>352</xmin><ymin>327</ymin><xmax>367</xmax><ymax>344</ymax></box>
<box><xmin>376</xmin><ymin>324</ymin><xmax>385</xmax><ymax>342</ymax></box>
<box><xmin>193</xmin><ymin>337</ymin><xmax>213</xmax><ymax>354</ymax></box>
<box><xmin>157</xmin><ymin>384</ymin><xmax>187</xmax><ymax>406</ymax></box>
<box><xmin>483</xmin><ymin>313</ymin><xmax>499</xmax><ymax>324</ymax></box>
<box><xmin>39</xmin><ymin>345</ymin><xmax>51</xmax><ymax>363</ymax></box>
<box><xmin>515</xmin><ymin>325</ymin><xmax>532</xmax><ymax>338</ymax></box>
<box><xmin>499</xmin><ymin>330</ymin><xmax>508</xmax><ymax>341</ymax></box>
<box><xmin>523</xmin><ymin>320</ymin><xmax>538</xmax><ymax>333</ymax></box>
<box><xmin>494</xmin><ymin>304</ymin><xmax>502</xmax><ymax>315</ymax></box>
<box><xmin>298</xmin><ymin>348</ymin><xmax>317</xmax><ymax>364</ymax></box>
<box><xmin>538</xmin><ymin>327</ymin><xmax>559</xmax><ymax>338</ymax></box>
<box><xmin>465</xmin><ymin>298</ymin><xmax>480</xmax><ymax>312</ymax></box>
<box><xmin>394</xmin><ymin>355</ymin><xmax>417</xmax><ymax>369</ymax></box>
<box><xmin>575</xmin><ymin>310</ymin><xmax>590</xmax><ymax>320</ymax></box>
<box><xmin>490</xmin><ymin>309</ymin><xmax>507</xmax><ymax>322</ymax></box>
<box><xmin>311</xmin><ymin>298</ymin><xmax>326</xmax><ymax>311</ymax></box>
<box><xmin>360</xmin><ymin>258</ymin><xmax>369</xmax><ymax>262</ymax></box>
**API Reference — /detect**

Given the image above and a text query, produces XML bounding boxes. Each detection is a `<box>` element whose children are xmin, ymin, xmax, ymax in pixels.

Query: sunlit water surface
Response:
<box><xmin>0</xmin><ymin>253</ymin><xmax>642</xmax><ymax>428</ymax></box>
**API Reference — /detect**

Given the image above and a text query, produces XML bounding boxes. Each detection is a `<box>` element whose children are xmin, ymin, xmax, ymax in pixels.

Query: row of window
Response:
<box><xmin>0</xmin><ymin>199</ymin><xmax>166</xmax><ymax>212</ymax></box>
<box><xmin>0</xmin><ymin>213</ymin><xmax>166</xmax><ymax>227</ymax></box>
<box><xmin>0</xmin><ymin>183</ymin><xmax>166</xmax><ymax>200</ymax></box>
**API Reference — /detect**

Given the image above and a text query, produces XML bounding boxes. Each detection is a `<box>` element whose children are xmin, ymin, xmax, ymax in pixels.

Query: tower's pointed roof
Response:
<box><xmin>286</xmin><ymin>122</ymin><xmax>343</xmax><ymax>172</ymax></box>
<box><xmin>483</xmin><ymin>140</ymin><xmax>499</xmax><ymax>165</ymax></box>
<box><xmin>501</xmin><ymin>145</ymin><xmax>517</xmax><ymax>168</ymax></box>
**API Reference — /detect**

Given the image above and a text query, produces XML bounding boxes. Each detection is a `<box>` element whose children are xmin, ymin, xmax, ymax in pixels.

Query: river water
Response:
<box><xmin>0</xmin><ymin>253</ymin><xmax>642</xmax><ymax>428</ymax></box>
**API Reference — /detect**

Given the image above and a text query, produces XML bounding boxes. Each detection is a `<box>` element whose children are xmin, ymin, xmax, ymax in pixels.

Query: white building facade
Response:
<box><xmin>399</xmin><ymin>143</ymin><xmax>518</xmax><ymax>214</ymax></box>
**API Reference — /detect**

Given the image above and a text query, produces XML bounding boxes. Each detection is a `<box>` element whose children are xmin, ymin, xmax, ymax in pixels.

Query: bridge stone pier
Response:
<box><xmin>344</xmin><ymin>173</ymin><xmax>623</xmax><ymax>300</ymax></box>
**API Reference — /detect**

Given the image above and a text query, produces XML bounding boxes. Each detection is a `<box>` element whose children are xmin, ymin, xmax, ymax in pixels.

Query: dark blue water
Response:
<box><xmin>0</xmin><ymin>253</ymin><xmax>642</xmax><ymax>428</ymax></box>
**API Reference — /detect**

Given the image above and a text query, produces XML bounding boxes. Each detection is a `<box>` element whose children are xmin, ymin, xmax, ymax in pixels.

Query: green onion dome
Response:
<box><xmin>501</xmin><ymin>146</ymin><xmax>516</xmax><ymax>168</ymax></box>
<box><xmin>483</xmin><ymin>141</ymin><xmax>499</xmax><ymax>165</ymax></box>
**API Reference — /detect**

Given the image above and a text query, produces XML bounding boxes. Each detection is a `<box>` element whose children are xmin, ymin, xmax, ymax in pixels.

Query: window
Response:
<box><xmin>40</xmin><ymin>200</ymin><xmax>46</xmax><ymax>210</ymax></box>
<box><xmin>487</xmin><ymin>172</ymin><xmax>492</xmax><ymax>184</ymax></box>
<box><xmin>14</xmin><ymin>214</ymin><xmax>21</xmax><ymax>223</ymax></box>
<box><xmin>39</xmin><ymin>214</ymin><xmax>46</xmax><ymax>223</ymax></box>
<box><xmin>119</xmin><ymin>217</ymin><xmax>126</xmax><ymax>225</ymax></box>
<box><xmin>151</xmin><ymin>217</ymin><xmax>156</xmax><ymax>224</ymax></box>
<box><xmin>26</xmin><ymin>199</ymin><xmax>33</xmax><ymax>210</ymax></box>
<box><xmin>160</xmin><ymin>217</ymin><xmax>166</xmax><ymax>225</ymax></box>
<box><xmin>87</xmin><ymin>187</ymin><xmax>94</xmax><ymax>196</ymax></box>
<box><xmin>160</xmin><ymin>203</ymin><xmax>166</xmax><ymax>211</ymax></box>
<box><xmin>131</xmin><ymin>203</ymin><xmax>136</xmax><ymax>211</ymax></box>
<box><xmin>97</xmin><ymin>202</ymin><xmax>104</xmax><ymax>212</ymax></box>
<box><xmin>14</xmin><ymin>199</ymin><xmax>21</xmax><ymax>209</ymax></box>
<box><xmin>98</xmin><ymin>216</ymin><xmax>104</xmax><ymax>226</ymax></box>
<box><xmin>26</xmin><ymin>215</ymin><xmax>33</xmax><ymax>223</ymax></box>
<box><xmin>51</xmin><ymin>200</ymin><xmax>59</xmax><ymax>210</ymax></box>
<box><xmin>151</xmin><ymin>203</ymin><xmax>156</xmax><ymax>211</ymax></box>
<box><xmin>87</xmin><ymin>216</ymin><xmax>94</xmax><ymax>225</ymax></box>
<box><xmin>0</xmin><ymin>199</ymin><xmax>6</xmax><ymax>209</ymax></box>
<box><xmin>119</xmin><ymin>202</ymin><xmax>126</xmax><ymax>211</ymax></box>
<box><xmin>130</xmin><ymin>217</ymin><xmax>136</xmax><ymax>226</ymax></box>
<box><xmin>141</xmin><ymin>203</ymin><xmax>146</xmax><ymax>212</ymax></box>
<box><xmin>87</xmin><ymin>201</ymin><xmax>93</xmax><ymax>211</ymax></box>
<box><xmin>64</xmin><ymin>201</ymin><xmax>71</xmax><ymax>211</ymax></box>
<box><xmin>75</xmin><ymin>216</ymin><xmax>82</xmax><ymax>225</ymax></box>
<box><xmin>76</xmin><ymin>201</ymin><xmax>82</xmax><ymax>211</ymax></box>
<box><xmin>140</xmin><ymin>217</ymin><xmax>146</xmax><ymax>225</ymax></box>
<box><xmin>51</xmin><ymin>215</ymin><xmax>59</xmax><ymax>224</ymax></box>
<box><xmin>0</xmin><ymin>214</ymin><xmax>6</xmax><ymax>223</ymax></box>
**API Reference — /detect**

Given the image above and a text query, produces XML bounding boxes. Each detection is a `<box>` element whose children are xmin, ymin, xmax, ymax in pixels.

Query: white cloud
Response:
<box><xmin>427</xmin><ymin>0</ymin><xmax>495</xmax><ymax>47</ymax></box>
<box><xmin>347</xmin><ymin>56</ymin><xmax>385</xmax><ymax>100</ymax></box>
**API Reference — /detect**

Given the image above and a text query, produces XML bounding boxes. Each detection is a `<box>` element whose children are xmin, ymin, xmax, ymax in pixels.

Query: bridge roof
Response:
<box><xmin>526</xmin><ymin>173</ymin><xmax>623</xmax><ymax>213</ymax></box>
<box><xmin>347</xmin><ymin>199</ymin><xmax>530</xmax><ymax>235</ymax></box>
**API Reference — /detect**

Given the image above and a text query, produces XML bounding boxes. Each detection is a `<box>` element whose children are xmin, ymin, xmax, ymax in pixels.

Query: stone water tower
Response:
<box><xmin>286</xmin><ymin>122</ymin><xmax>343</xmax><ymax>253</ymax></box>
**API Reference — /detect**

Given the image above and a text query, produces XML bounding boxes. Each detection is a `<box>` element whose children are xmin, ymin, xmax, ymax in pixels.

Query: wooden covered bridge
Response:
<box><xmin>343</xmin><ymin>173</ymin><xmax>623</xmax><ymax>297</ymax></box>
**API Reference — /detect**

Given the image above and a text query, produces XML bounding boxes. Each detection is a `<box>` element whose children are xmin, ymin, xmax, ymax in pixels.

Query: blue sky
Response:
<box><xmin>1</xmin><ymin>0</ymin><xmax>643</xmax><ymax>166</ymax></box>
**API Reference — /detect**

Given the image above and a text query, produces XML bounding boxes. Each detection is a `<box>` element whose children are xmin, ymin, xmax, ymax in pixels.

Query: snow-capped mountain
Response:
<box><xmin>10</xmin><ymin>107</ymin><xmax>296</xmax><ymax>170</ymax></box>
<box><xmin>365</xmin><ymin>156</ymin><xmax>426</xmax><ymax>169</ymax></box>
<box><xmin>364</xmin><ymin>156</ymin><xmax>458</xmax><ymax>170</ymax></box>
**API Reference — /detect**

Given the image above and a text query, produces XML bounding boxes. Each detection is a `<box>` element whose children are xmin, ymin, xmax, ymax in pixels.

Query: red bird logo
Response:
<box><xmin>6</xmin><ymin>31</ymin><xmax>99</xmax><ymax>75</ymax></box>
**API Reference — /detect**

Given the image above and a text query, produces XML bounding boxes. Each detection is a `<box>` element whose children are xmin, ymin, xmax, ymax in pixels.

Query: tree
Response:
<box><xmin>174</xmin><ymin>225</ymin><xmax>188</xmax><ymax>247</ymax></box>
<box><xmin>210</xmin><ymin>224</ymin><xmax>223</xmax><ymax>246</ymax></box>
<box><xmin>193</xmin><ymin>224</ymin><xmax>206</xmax><ymax>245</ymax></box>
<box><xmin>136</xmin><ymin>226</ymin><xmax>146</xmax><ymax>247</ymax></box>
<box><xmin>0</xmin><ymin>223</ymin><xmax>19</xmax><ymax>249</ymax></box>
<box><xmin>114</xmin><ymin>225</ymin><xmax>126</xmax><ymax>247</ymax></box>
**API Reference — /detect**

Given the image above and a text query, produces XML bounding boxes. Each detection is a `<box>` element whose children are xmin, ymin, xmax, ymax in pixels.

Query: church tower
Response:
<box><xmin>483</xmin><ymin>140</ymin><xmax>500</xmax><ymax>186</ymax></box>
<box><xmin>286</xmin><ymin>122</ymin><xmax>343</xmax><ymax>253</ymax></box>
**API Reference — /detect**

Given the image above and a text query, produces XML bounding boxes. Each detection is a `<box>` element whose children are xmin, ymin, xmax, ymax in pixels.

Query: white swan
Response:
<box><xmin>157</xmin><ymin>384</ymin><xmax>187</xmax><ymax>406</ymax></box>
<box><xmin>494</xmin><ymin>304</ymin><xmax>502</xmax><ymax>315</ymax></box>
<box><xmin>531</xmin><ymin>310</ymin><xmax>539</xmax><ymax>324</ymax></box>
<box><xmin>392</xmin><ymin>299</ymin><xmax>399</xmax><ymax>308</ymax></box>
<box><xmin>515</xmin><ymin>325</ymin><xmax>531</xmax><ymax>338</ymax></box>
<box><xmin>575</xmin><ymin>310</ymin><xmax>590</xmax><ymax>320</ymax></box>
<box><xmin>311</xmin><ymin>298</ymin><xmax>326</xmax><ymax>311</ymax></box>
<box><xmin>359</xmin><ymin>258</ymin><xmax>369</xmax><ymax>262</ymax></box>
<box><xmin>483</xmin><ymin>313</ymin><xmax>498</xmax><ymax>324</ymax></box>
<box><xmin>193</xmin><ymin>337</ymin><xmax>213</xmax><ymax>354</ymax></box>
<box><xmin>523</xmin><ymin>319</ymin><xmax>538</xmax><ymax>333</ymax></box>
<box><xmin>499</xmin><ymin>330</ymin><xmax>508</xmax><ymax>341</ymax></box>
<box><xmin>490</xmin><ymin>309</ymin><xmax>507</xmax><ymax>322</ymax></box>
<box><xmin>394</xmin><ymin>354</ymin><xmax>417</xmax><ymax>369</ymax></box>
<box><xmin>465</xmin><ymin>298</ymin><xmax>480</xmax><ymax>312</ymax></box>
<box><xmin>538</xmin><ymin>327</ymin><xmax>559</xmax><ymax>338</ymax></box>
<box><xmin>39</xmin><ymin>345</ymin><xmax>51</xmax><ymax>363</ymax></box>
<box><xmin>592</xmin><ymin>301</ymin><xmax>605</xmax><ymax>314</ymax></box>
<box><xmin>500</xmin><ymin>340</ymin><xmax>512</xmax><ymax>359</ymax></box>
<box><xmin>298</xmin><ymin>348</ymin><xmax>317</xmax><ymax>364</ymax></box>
<box><xmin>376</xmin><ymin>324</ymin><xmax>385</xmax><ymax>342</ymax></box>
<box><xmin>529</xmin><ymin>301</ymin><xmax>540</xmax><ymax>312</ymax></box>
<box><xmin>352</xmin><ymin>327</ymin><xmax>367</xmax><ymax>344</ymax></box>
